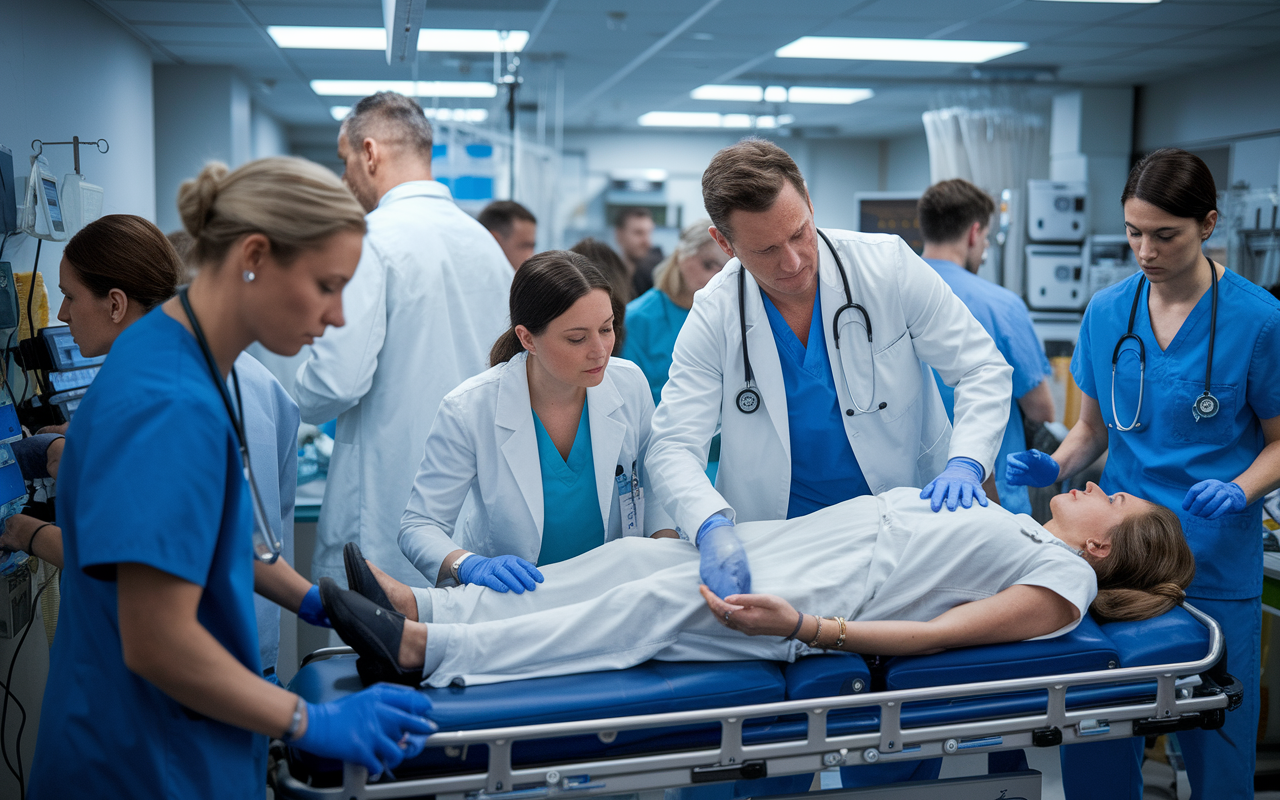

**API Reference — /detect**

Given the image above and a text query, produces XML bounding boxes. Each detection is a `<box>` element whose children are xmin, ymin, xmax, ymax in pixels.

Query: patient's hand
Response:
<box><xmin>700</xmin><ymin>586</ymin><xmax>799</xmax><ymax>638</ymax></box>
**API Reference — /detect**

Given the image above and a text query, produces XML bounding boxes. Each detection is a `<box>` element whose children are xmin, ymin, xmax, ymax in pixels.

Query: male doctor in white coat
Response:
<box><xmin>649</xmin><ymin>137</ymin><xmax>1013</xmax><ymax>795</ymax></box>
<box><xmin>295</xmin><ymin>92</ymin><xmax>513</xmax><ymax>587</ymax></box>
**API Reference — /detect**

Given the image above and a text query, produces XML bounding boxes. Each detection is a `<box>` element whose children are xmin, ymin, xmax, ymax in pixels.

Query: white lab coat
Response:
<box><xmin>399</xmin><ymin>352</ymin><xmax>677</xmax><ymax>584</ymax></box>
<box><xmin>295</xmin><ymin>181</ymin><xmax>513</xmax><ymax>587</ymax></box>
<box><xmin>647</xmin><ymin>229</ymin><xmax>1012</xmax><ymax>535</ymax></box>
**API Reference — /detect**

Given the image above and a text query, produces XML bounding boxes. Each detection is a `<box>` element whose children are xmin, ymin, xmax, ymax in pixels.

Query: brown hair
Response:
<box><xmin>490</xmin><ymin>250</ymin><xmax>622</xmax><ymax>366</ymax></box>
<box><xmin>701</xmin><ymin>138</ymin><xmax>808</xmax><ymax>240</ymax></box>
<box><xmin>613</xmin><ymin>207</ymin><xmax>653</xmax><ymax>231</ymax></box>
<box><xmin>178</xmin><ymin>157</ymin><xmax>367</xmax><ymax>269</ymax></box>
<box><xmin>62</xmin><ymin>215</ymin><xmax>182</xmax><ymax>312</ymax></box>
<box><xmin>570</xmin><ymin>238</ymin><xmax>631</xmax><ymax>354</ymax></box>
<box><xmin>479</xmin><ymin>200</ymin><xmax>536</xmax><ymax>236</ymax></box>
<box><xmin>1089</xmin><ymin>504</ymin><xmax>1195</xmax><ymax>623</ymax></box>
<box><xmin>655</xmin><ymin>218</ymin><xmax>717</xmax><ymax>301</ymax></box>
<box><xmin>1121</xmin><ymin>148</ymin><xmax>1217</xmax><ymax>223</ymax></box>
<box><xmin>918</xmin><ymin>179</ymin><xmax>996</xmax><ymax>244</ymax></box>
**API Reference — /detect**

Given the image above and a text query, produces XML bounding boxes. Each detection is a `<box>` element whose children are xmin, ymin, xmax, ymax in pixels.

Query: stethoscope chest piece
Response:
<box><xmin>736</xmin><ymin>386</ymin><xmax>761</xmax><ymax>414</ymax></box>
<box><xmin>1193</xmin><ymin>392</ymin><xmax>1219</xmax><ymax>421</ymax></box>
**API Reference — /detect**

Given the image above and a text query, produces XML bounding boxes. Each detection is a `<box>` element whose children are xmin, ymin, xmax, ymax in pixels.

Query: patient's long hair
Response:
<box><xmin>1089</xmin><ymin>504</ymin><xmax>1194</xmax><ymax>623</ymax></box>
<box><xmin>490</xmin><ymin>250</ymin><xmax>622</xmax><ymax>366</ymax></box>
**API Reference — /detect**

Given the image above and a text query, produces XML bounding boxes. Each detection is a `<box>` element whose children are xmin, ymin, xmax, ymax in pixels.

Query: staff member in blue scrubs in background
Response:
<box><xmin>380</xmin><ymin>251</ymin><xmax>677</xmax><ymax>623</ymax></box>
<box><xmin>29</xmin><ymin>157</ymin><xmax>435</xmax><ymax>799</ymax></box>
<box><xmin>1007</xmin><ymin>148</ymin><xmax>1280</xmax><ymax>800</ymax></box>
<box><xmin>623</xmin><ymin>219</ymin><xmax>729</xmax><ymax>405</ymax></box>
<box><xmin>919</xmin><ymin>178</ymin><xmax>1055</xmax><ymax>516</ymax></box>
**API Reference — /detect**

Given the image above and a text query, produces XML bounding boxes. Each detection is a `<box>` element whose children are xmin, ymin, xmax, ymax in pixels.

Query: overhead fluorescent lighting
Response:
<box><xmin>330</xmin><ymin>105</ymin><xmax>352</xmax><ymax>121</ymax></box>
<box><xmin>776</xmin><ymin>36</ymin><xmax>1027</xmax><ymax>63</ymax></box>
<box><xmin>311</xmin><ymin>80</ymin><xmax>498</xmax><ymax>98</ymax></box>
<box><xmin>787</xmin><ymin>87</ymin><xmax>874</xmax><ymax>104</ymax></box>
<box><xmin>269</xmin><ymin>26</ymin><xmax>528</xmax><ymax>52</ymax></box>
<box><xmin>637</xmin><ymin>111</ymin><xmax>794</xmax><ymax>129</ymax></box>
<box><xmin>424</xmin><ymin>108</ymin><xmax>490</xmax><ymax>123</ymax></box>
<box><xmin>691</xmin><ymin>84</ymin><xmax>873</xmax><ymax>105</ymax></box>
<box><xmin>691</xmin><ymin>85</ymin><xmax>765</xmax><ymax>102</ymax></box>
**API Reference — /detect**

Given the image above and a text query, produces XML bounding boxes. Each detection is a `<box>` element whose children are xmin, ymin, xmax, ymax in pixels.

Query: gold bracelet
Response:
<box><xmin>833</xmin><ymin>616</ymin><xmax>847</xmax><ymax>649</ymax></box>
<box><xmin>807</xmin><ymin>615</ymin><xmax>824</xmax><ymax>648</ymax></box>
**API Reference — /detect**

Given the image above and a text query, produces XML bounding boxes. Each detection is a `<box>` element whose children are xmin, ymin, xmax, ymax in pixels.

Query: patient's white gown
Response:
<box><xmin>415</xmin><ymin>488</ymin><xmax>1097</xmax><ymax>687</ymax></box>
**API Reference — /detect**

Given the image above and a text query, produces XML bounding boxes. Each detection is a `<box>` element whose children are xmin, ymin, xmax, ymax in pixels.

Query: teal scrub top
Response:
<box><xmin>532</xmin><ymin>405</ymin><xmax>606</xmax><ymax>566</ymax></box>
<box><xmin>761</xmin><ymin>289</ymin><xmax>871</xmax><ymax>519</ymax></box>
<box><xmin>30</xmin><ymin>310</ymin><xmax>263</xmax><ymax>800</ymax></box>
<box><xmin>622</xmin><ymin>288</ymin><xmax>689</xmax><ymax>405</ymax></box>
<box><xmin>1072</xmin><ymin>269</ymin><xmax>1280</xmax><ymax>599</ymax></box>
<box><xmin>925</xmin><ymin>258</ymin><xmax>1052</xmax><ymax>516</ymax></box>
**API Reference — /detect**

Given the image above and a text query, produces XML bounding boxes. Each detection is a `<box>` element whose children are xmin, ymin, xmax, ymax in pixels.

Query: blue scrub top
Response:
<box><xmin>925</xmin><ymin>259</ymin><xmax>1052</xmax><ymax>515</ymax></box>
<box><xmin>622</xmin><ymin>288</ymin><xmax>690</xmax><ymax>406</ymax></box>
<box><xmin>1073</xmin><ymin>269</ymin><xmax>1280</xmax><ymax>599</ymax></box>
<box><xmin>30</xmin><ymin>310</ymin><xmax>263</xmax><ymax>800</ymax></box>
<box><xmin>761</xmin><ymin>290</ymin><xmax>871</xmax><ymax>519</ymax></box>
<box><xmin>532</xmin><ymin>405</ymin><xmax>605</xmax><ymax>566</ymax></box>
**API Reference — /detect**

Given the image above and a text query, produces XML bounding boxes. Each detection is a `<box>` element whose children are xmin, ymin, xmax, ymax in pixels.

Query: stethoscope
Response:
<box><xmin>178</xmin><ymin>287</ymin><xmax>283</xmax><ymax>563</ymax></box>
<box><xmin>735</xmin><ymin>228</ymin><xmax>877</xmax><ymax>414</ymax></box>
<box><xmin>1109</xmin><ymin>254</ymin><xmax>1219</xmax><ymax>432</ymax></box>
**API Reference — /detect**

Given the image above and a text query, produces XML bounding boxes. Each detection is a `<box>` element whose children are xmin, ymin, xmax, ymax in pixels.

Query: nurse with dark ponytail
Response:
<box><xmin>1007</xmin><ymin>148</ymin><xmax>1280</xmax><ymax>800</ymax></box>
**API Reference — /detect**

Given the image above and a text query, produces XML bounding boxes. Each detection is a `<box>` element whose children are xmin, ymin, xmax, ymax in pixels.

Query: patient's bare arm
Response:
<box><xmin>701</xmin><ymin>584</ymin><xmax>1078</xmax><ymax>656</ymax></box>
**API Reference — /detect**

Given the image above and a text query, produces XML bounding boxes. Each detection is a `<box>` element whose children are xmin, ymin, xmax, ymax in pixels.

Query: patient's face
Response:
<box><xmin>1050</xmin><ymin>482</ymin><xmax>1151</xmax><ymax>549</ymax></box>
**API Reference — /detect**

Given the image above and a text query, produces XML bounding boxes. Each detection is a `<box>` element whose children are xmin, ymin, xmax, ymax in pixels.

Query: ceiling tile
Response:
<box><xmin>137</xmin><ymin>23</ymin><xmax>263</xmax><ymax>45</ymax></box>
<box><xmin>1174</xmin><ymin>26</ymin><xmax>1280</xmax><ymax>46</ymax></box>
<box><xmin>107</xmin><ymin>1</ymin><xmax>247</xmax><ymax>25</ymax></box>
<box><xmin>1116</xmin><ymin>1</ymin><xmax>1280</xmax><ymax>25</ymax></box>
<box><xmin>1054</xmin><ymin>24</ymin><xmax>1195</xmax><ymax>45</ymax></box>
<box><xmin>853</xmin><ymin>0</ymin><xmax>1014</xmax><ymax>20</ymax></box>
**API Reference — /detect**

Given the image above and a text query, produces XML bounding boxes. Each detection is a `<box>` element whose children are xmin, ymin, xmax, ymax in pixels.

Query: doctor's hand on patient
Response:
<box><xmin>1183</xmin><ymin>480</ymin><xmax>1247</xmax><ymax>519</ymax></box>
<box><xmin>1004</xmin><ymin>449</ymin><xmax>1061</xmax><ymax>488</ymax></box>
<box><xmin>701</xmin><ymin>586</ymin><xmax>796</xmax><ymax>638</ymax></box>
<box><xmin>697</xmin><ymin>514</ymin><xmax>751</xmax><ymax>598</ymax></box>
<box><xmin>458</xmin><ymin>554</ymin><xmax>544</xmax><ymax>593</ymax></box>
<box><xmin>920</xmin><ymin>457</ymin><xmax>989</xmax><ymax>512</ymax></box>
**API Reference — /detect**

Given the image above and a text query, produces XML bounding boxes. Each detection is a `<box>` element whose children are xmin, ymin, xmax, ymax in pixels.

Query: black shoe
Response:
<box><xmin>344</xmin><ymin>542</ymin><xmax>394</xmax><ymax>611</ymax></box>
<box><xmin>319</xmin><ymin>577</ymin><xmax>420</xmax><ymax>687</ymax></box>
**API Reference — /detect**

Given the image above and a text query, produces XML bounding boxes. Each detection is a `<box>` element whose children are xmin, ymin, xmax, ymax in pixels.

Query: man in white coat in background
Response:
<box><xmin>296</xmin><ymin>91</ymin><xmax>513</xmax><ymax>588</ymax></box>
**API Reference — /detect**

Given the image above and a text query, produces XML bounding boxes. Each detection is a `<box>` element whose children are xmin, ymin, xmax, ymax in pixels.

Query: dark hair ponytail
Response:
<box><xmin>63</xmin><ymin>215</ymin><xmax>182</xmax><ymax>312</ymax></box>
<box><xmin>1121</xmin><ymin>148</ymin><xmax>1218</xmax><ymax>223</ymax></box>
<box><xmin>489</xmin><ymin>250</ymin><xmax>620</xmax><ymax>366</ymax></box>
<box><xmin>1089</xmin><ymin>504</ymin><xmax>1194</xmax><ymax>623</ymax></box>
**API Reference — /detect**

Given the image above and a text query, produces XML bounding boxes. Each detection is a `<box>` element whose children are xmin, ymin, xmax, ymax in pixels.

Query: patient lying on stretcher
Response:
<box><xmin>322</xmin><ymin>484</ymin><xmax>1194</xmax><ymax>688</ymax></box>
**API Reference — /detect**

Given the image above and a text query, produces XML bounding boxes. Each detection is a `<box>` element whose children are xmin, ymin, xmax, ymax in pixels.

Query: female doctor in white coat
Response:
<box><xmin>395</xmin><ymin>251</ymin><xmax>678</xmax><ymax>604</ymax></box>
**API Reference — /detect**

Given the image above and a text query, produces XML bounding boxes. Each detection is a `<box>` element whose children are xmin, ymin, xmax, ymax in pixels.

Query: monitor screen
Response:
<box><xmin>41</xmin><ymin>177</ymin><xmax>63</xmax><ymax>230</ymax></box>
<box><xmin>858</xmin><ymin>198</ymin><xmax>923</xmax><ymax>255</ymax></box>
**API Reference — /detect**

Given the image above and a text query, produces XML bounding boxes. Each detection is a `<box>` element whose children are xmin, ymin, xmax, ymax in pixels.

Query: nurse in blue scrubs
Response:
<box><xmin>28</xmin><ymin>158</ymin><xmax>435</xmax><ymax>800</ymax></box>
<box><xmin>622</xmin><ymin>219</ymin><xmax>729</xmax><ymax>405</ymax></box>
<box><xmin>392</xmin><ymin>250</ymin><xmax>678</xmax><ymax>611</ymax></box>
<box><xmin>1007</xmin><ymin>148</ymin><xmax>1280</xmax><ymax>800</ymax></box>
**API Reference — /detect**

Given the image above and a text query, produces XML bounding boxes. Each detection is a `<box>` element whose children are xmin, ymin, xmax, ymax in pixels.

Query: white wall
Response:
<box><xmin>1138</xmin><ymin>52</ymin><xmax>1280</xmax><ymax>153</ymax></box>
<box><xmin>884</xmin><ymin>133</ymin><xmax>932</xmax><ymax>193</ymax></box>
<box><xmin>0</xmin><ymin>0</ymin><xmax>156</xmax><ymax>786</ymax></box>
<box><xmin>0</xmin><ymin>0</ymin><xmax>155</xmax><ymax>317</ymax></box>
<box><xmin>251</xmin><ymin>103</ymin><xmax>288</xmax><ymax>161</ymax></box>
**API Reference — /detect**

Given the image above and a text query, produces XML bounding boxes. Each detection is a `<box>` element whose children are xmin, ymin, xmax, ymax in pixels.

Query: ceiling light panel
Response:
<box><xmin>776</xmin><ymin>36</ymin><xmax>1027</xmax><ymax>63</ymax></box>
<box><xmin>269</xmin><ymin>26</ymin><xmax>528</xmax><ymax>52</ymax></box>
<box><xmin>691</xmin><ymin>85</ymin><xmax>764</xmax><ymax>102</ymax></box>
<box><xmin>690</xmin><ymin>85</ymin><xmax>873</xmax><ymax>105</ymax></box>
<box><xmin>311</xmin><ymin>80</ymin><xmax>498</xmax><ymax>98</ymax></box>
<box><xmin>787</xmin><ymin>87</ymin><xmax>874</xmax><ymax>104</ymax></box>
<box><xmin>638</xmin><ymin>112</ymin><xmax>794</xmax><ymax>129</ymax></box>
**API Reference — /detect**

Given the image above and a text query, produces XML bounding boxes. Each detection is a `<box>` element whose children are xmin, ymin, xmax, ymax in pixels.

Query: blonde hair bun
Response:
<box><xmin>178</xmin><ymin>162</ymin><xmax>230</xmax><ymax>239</ymax></box>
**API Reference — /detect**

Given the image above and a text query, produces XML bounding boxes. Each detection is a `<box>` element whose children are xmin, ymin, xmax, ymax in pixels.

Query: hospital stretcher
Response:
<box><xmin>270</xmin><ymin>604</ymin><xmax>1241</xmax><ymax>800</ymax></box>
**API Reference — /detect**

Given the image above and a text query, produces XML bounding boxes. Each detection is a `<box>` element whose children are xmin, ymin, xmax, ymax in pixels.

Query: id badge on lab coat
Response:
<box><xmin>615</xmin><ymin>466</ymin><xmax>645</xmax><ymax>535</ymax></box>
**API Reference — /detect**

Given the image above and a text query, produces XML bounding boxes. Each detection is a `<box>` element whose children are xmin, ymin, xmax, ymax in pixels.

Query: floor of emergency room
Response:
<box><xmin>1140</xmin><ymin>738</ymin><xmax>1280</xmax><ymax>799</ymax></box>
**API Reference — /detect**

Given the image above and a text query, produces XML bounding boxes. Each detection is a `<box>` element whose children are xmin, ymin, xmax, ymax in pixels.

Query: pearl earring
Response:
<box><xmin>243</xmin><ymin>270</ymin><xmax>256</xmax><ymax>283</ymax></box>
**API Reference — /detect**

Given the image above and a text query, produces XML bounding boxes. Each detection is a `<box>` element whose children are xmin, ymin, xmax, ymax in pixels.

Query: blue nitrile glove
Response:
<box><xmin>293</xmin><ymin>684</ymin><xmax>436</xmax><ymax>777</ymax></box>
<box><xmin>298</xmin><ymin>584</ymin><xmax>331</xmax><ymax>628</ymax></box>
<box><xmin>696</xmin><ymin>514</ymin><xmax>751</xmax><ymax>599</ymax></box>
<box><xmin>1182</xmin><ymin>480</ymin><xmax>1247</xmax><ymax>520</ymax></box>
<box><xmin>920</xmin><ymin>457</ymin><xmax>989</xmax><ymax>512</ymax></box>
<box><xmin>457</xmin><ymin>554</ymin><xmax>544</xmax><ymax>593</ymax></box>
<box><xmin>1005</xmin><ymin>449</ymin><xmax>1061</xmax><ymax>488</ymax></box>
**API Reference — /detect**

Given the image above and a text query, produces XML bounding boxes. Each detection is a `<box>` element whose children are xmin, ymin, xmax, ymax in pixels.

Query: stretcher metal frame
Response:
<box><xmin>270</xmin><ymin>605</ymin><xmax>1242</xmax><ymax>800</ymax></box>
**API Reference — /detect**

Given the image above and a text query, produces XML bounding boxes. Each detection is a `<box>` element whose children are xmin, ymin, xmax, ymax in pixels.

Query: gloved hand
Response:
<box><xmin>457</xmin><ymin>554</ymin><xmax>544</xmax><ymax>593</ymax></box>
<box><xmin>1005</xmin><ymin>449</ymin><xmax>1061</xmax><ymax>488</ymax></box>
<box><xmin>697</xmin><ymin>514</ymin><xmax>751</xmax><ymax>599</ymax></box>
<box><xmin>1182</xmin><ymin>480</ymin><xmax>1247</xmax><ymax>520</ymax></box>
<box><xmin>298</xmin><ymin>584</ymin><xmax>331</xmax><ymax>628</ymax></box>
<box><xmin>920</xmin><ymin>457</ymin><xmax>989</xmax><ymax>512</ymax></box>
<box><xmin>292</xmin><ymin>684</ymin><xmax>436</xmax><ymax>777</ymax></box>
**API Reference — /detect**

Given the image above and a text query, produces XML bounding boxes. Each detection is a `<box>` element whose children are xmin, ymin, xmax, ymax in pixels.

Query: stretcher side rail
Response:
<box><xmin>271</xmin><ymin>605</ymin><xmax>1238</xmax><ymax>800</ymax></box>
